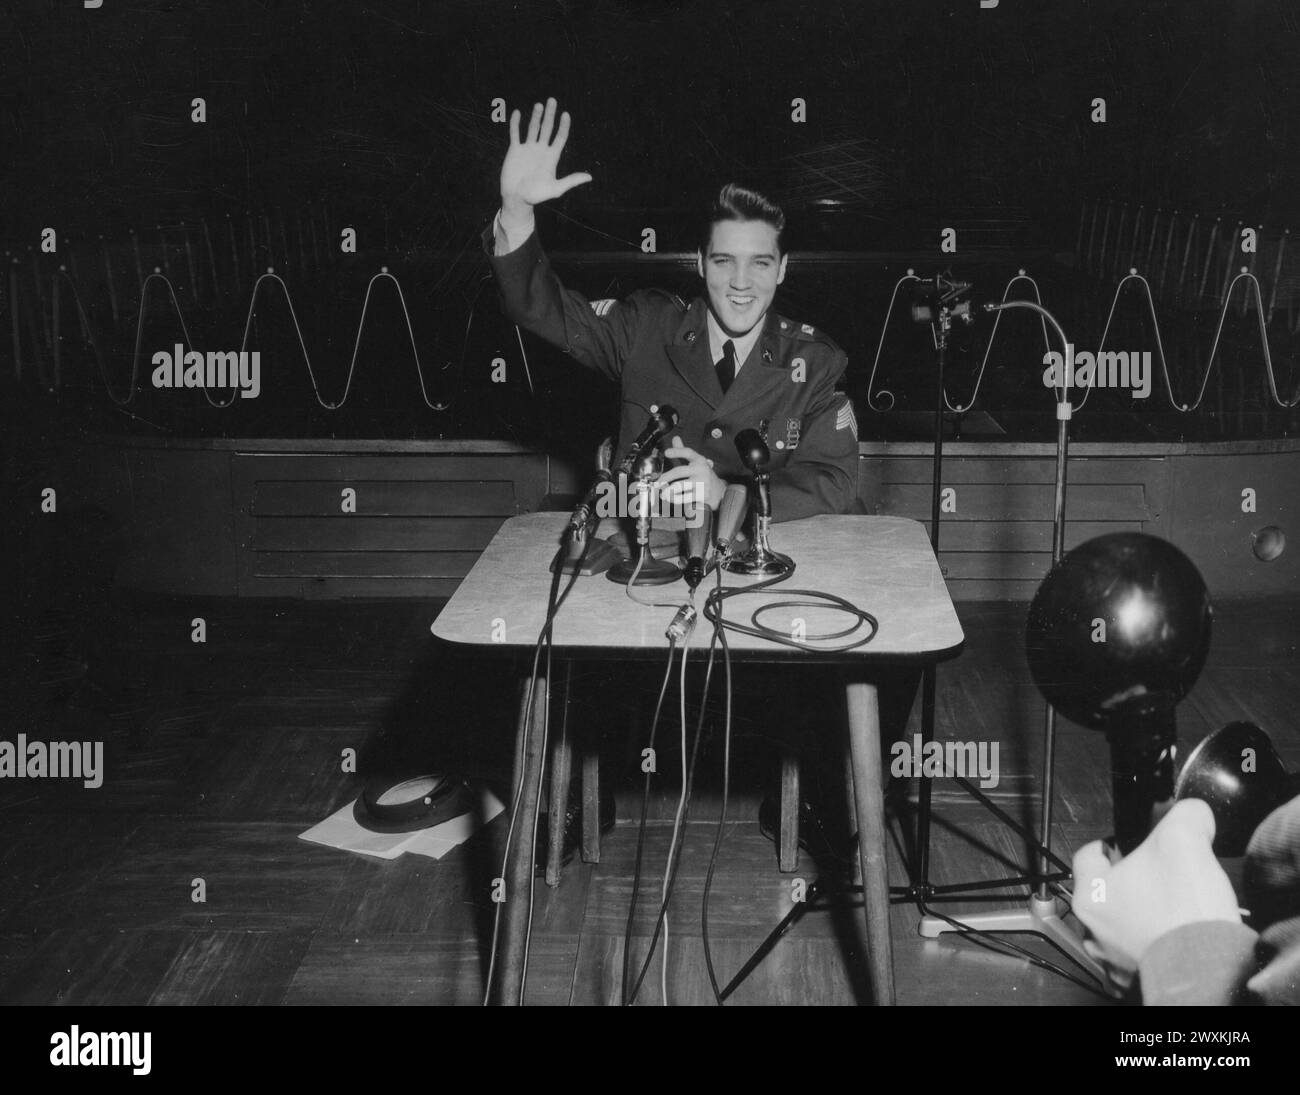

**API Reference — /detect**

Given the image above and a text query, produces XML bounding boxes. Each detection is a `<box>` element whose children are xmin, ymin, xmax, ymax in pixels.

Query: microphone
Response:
<box><xmin>909</xmin><ymin>273</ymin><xmax>973</xmax><ymax>325</ymax></box>
<box><xmin>567</xmin><ymin>438</ymin><xmax>614</xmax><ymax>533</ymax></box>
<box><xmin>725</xmin><ymin>430</ymin><xmax>793</xmax><ymax>577</ymax></box>
<box><xmin>617</xmin><ymin>405</ymin><xmax>679</xmax><ymax>476</ymax></box>
<box><xmin>734</xmin><ymin>428</ymin><xmax>773</xmax><ymax>518</ymax></box>
<box><xmin>910</xmin><ymin>273</ymin><xmax>972</xmax><ymax>298</ymax></box>
<box><xmin>553</xmin><ymin>438</ymin><xmax>623</xmax><ymax>576</ymax></box>
<box><xmin>734</xmin><ymin>428</ymin><xmax>770</xmax><ymax>473</ymax></box>
<box><xmin>630</xmin><ymin>448</ymin><xmax>661</xmax><ymax>547</ymax></box>
<box><xmin>713</xmin><ymin>482</ymin><xmax>749</xmax><ymax>555</ymax></box>
<box><xmin>683</xmin><ymin>502</ymin><xmax>715</xmax><ymax>591</ymax></box>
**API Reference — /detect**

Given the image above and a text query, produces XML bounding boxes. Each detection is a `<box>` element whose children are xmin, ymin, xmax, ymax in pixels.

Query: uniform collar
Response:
<box><xmin>705</xmin><ymin>311</ymin><xmax>765</xmax><ymax>373</ymax></box>
<box><xmin>678</xmin><ymin>300</ymin><xmax>785</xmax><ymax>369</ymax></box>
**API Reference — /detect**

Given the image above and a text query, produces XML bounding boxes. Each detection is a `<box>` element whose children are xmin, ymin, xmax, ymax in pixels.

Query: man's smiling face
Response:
<box><xmin>697</xmin><ymin>218</ymin><xmax>788</xmax><ymax>337</ymax></box>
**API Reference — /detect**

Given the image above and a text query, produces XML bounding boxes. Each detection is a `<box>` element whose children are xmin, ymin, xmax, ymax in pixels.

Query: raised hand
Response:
<box><xmin>500</xmin><ymin>98</ymin><xmax>593</xmax><ymax>219</ymax></box>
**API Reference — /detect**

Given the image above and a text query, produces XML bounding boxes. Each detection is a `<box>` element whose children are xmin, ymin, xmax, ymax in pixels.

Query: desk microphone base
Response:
<box><xmin>724</xmin><ymin>548</ymin><xmax>794</xmax><ymax>577</ymax></box>
<box><xmin>607</xmin><ymin>549</ymin><xmax>681</xmax><ymax>586</ymax></box>
<box><xmin>551</xmin><ymin>533</ymin><xmax>623</xmax><ymax>576</ymax></box>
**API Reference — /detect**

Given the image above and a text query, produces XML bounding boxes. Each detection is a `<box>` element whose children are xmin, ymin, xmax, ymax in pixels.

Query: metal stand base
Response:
<box><xmin>551</xmin><ymin>533</ymin><xmax>623</xmax><ymax>576</ymax></box>
<box><xmin>919</xmin><ymin>893</ymin><xmax>1110</xmax><ymax>986</ymax></box>
<box><xmin>724</xmin><ymin>546</ymin><xmax>793</xmax><ymax>577</ymax></box>
<box><xmin>724</xmin><ymin>514</ymin><xmax>794</xmax><ymax>577</ymax></box>
<box><xmin>607</xmin><ymin>548</ymin><xmax>680</xmax><ymax>585</ymax></box>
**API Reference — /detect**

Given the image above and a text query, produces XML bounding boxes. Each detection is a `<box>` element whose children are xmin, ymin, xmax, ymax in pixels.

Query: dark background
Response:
<box><xmin>2</xmin><ymin>0</ymin><xmax>1298</xmax><ymax>448</ymax></box>
<box><xmin>4</xmin><ymin>0</ymin><xmax>1297</xmax><ymax>249</ymax></box>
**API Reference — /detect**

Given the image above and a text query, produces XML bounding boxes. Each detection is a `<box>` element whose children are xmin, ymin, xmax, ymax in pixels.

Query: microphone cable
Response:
<box><xmin>701</xmin><ymin>568</ymin><xmax>879</xmax><ymax>654</ymax></box>
<box><xmin>621</xmin><ymin>635</ymin><xmax>679</xmax><ymax>1005</ymax></box>
<box><xmin>481</xmin><ymin>528</ymin><xmax>588</xmax><ymax>1005</ymax></box>
<box><xmin>622</xmin><ymin>592</ymin><xmax>722</xmax><ymax>1005</ymax></box>
<box><xmin>659</xmin><ymin>622</ymin><xmax>692</xmax><ymax>1005</ymax></box>
<box><xmin>698</xmin><ymin>571</ymin><xmax>1109</xmax><ymax>1002</ymax></box>
<box><xmin>701</xmin><ymin>565</ymin><xmax>734</xmax><ymax>1004</ymax></box>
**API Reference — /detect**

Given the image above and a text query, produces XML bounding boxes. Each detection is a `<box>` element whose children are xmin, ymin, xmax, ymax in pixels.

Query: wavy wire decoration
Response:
<box><xmin>46</xmin><ymin>256</ymin><xmax>501</xmax><ymax>412</ymax></box>
<box><xmin>864</xmin><ymin>269</ymin><xmax>1054</xmax><ymax>414</ymax></box>
<box><xmin>13</xmin><ymin>201</ymin><xmax>1300</xmax><ymax>417</ymax></box>
<box><xmin>864</xmin><ymin>265</ymin><xmax>1300</xmax><ymax>415</ymax></box>
<box><xmin>1093</xmin><ymin>267</ymin><xmax>1300</xmax><ymax>413</ymax></box>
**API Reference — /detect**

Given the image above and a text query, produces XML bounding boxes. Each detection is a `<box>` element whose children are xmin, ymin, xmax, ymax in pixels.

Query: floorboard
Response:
<box><xmin>2</xmin><ymin>593</ymin><xmax>1295</xmax><ymax>1005</ymax></box>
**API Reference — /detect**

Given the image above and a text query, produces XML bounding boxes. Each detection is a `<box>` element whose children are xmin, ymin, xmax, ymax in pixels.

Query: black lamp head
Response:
<box><xmin>1025</xmin><ymin>532</ymin><xmax>1212</xmax><ymax>737</ymax></box>
<box><xmin>1175</xmin><ymin>721</ymin><xmax>1297</xmax><ymax>856</ymax></box>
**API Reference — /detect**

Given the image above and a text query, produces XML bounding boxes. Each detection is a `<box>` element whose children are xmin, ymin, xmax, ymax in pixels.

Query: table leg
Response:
<box><xmin>779</xmin><ymin>753</ymin><xmax>801</xmax><ymax>873</ymax></box>
<box><xmin>843</xmin><ymin>675</ymin><xmax>896</xmax><ymax>1006</ymax></box>
<box><xmin>545</xmin><ymin>662</ymin><xmax>574</xmax><ymax>887</ymax></box>
<box><xmin>581</xmin><ymin>750</ymin><xmax>601</xmax><ymax>863</ymax></box>
<box><xmin>498</xmin><ymin>664</ymin><xmax>550</xmax><ymax>1005</ymax></box>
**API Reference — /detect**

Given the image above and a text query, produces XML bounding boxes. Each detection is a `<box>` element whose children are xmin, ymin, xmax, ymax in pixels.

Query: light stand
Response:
<box><xmin>718</xmin><ymin>304</ymin><xmax>1099</xmax><ymax>999</ymax></box>
<box><xmin>895</xmin><ymin>280</ymin><xmax>1071</xmax><ymax>915</ymax></box>
<box><xmin>914</xmin><ymin>299</ymin><xmax>1104</xmax><ymax>984</ymax></box>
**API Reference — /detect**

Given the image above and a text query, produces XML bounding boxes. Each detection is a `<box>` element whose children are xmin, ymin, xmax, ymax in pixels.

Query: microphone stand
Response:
<box><xmin>725</xmin><ymin>429</ymin><xmax>794</xmax><ymax>577</ymax></box>
<box><xmin>607</xmin><ymin>449</ymin><xmax>681</xmax><ymax>586</ymax></box>
<box><xmin>912</xmin><ymin>299</ymin><xmax>1104</xmax><ymax>984</ymax></box>
<box><xmin>552</xmin><ymin>438</ymin><xmax>625</xmax><ymax>577</ymax></box>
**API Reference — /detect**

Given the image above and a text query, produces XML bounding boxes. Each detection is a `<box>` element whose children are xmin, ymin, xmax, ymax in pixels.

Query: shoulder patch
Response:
<box><xmin>589</xmin><ymin>298</ymin><xmax>618</xmax><ymax>318</ymax></box>
<box><xmin>835</xmin><ymin>395</ymin><xmax>858</xmax><ymax>440</ymax></box>
<box><xmin>779</xmin><ymin>314</ymin><xmax>840</xmax><ymax>352</ymax></box>
<box><xmin>629</xmin><ymin>287</ymin><xmax>690</xmax><ymax>314</ymax></box>
<box><xmin>774</xmin><ymin>316</ymin><xmax>837</xmax><ymax>345</ymax></box>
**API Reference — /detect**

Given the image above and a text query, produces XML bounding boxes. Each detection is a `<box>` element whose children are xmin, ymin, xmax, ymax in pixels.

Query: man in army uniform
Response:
<box><xmin>486</xmin><ymin>98</ymin><xmax>860</xmax><ymax>526</ymax></box>
<box><xmin>483</xmin><ymin>98</ymin><xmax>883</xmax><ymax>864</ymax></box>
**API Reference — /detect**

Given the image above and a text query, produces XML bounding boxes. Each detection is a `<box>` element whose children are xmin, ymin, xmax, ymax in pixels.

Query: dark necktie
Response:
<box><xmin>715</xmin><ymin>339</ymin><xmax>736</xmax><ymax>395</ymax></box>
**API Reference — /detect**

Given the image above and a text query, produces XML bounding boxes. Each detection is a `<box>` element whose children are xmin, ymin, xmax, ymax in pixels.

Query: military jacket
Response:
<box><xmin>488</xmin><ymin>228</ymin><xmax>860</xmax><ymax>521</ymax></box>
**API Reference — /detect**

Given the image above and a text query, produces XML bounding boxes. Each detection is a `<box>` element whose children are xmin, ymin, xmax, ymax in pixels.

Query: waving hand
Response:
<box><xmin>500</xmin><ymin>98</ymin><xmax>593</xmax><ymax>219</ymax></box>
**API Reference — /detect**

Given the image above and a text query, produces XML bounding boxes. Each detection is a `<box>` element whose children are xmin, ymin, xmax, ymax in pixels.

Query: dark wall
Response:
<box><xmin>4</xmin><ymin>0</ymin><xmax>1298</xmax><ymax>252</ymax></box>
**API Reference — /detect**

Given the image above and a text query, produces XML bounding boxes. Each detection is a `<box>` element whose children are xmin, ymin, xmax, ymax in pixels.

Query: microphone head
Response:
<box><xmin>734</xmin><ymin>429</ymin><xmax>770</xmax><ymax>472</ymax></box>
<box><xmin>714</xmin><ymin>482</ymin><xmax>750</xmax><ymax>551</ymax></box>
<box><xmin>633</xmin><ymin>448</ymin><xmax>662</xmax><ymax>479</ymax></box>
<box><xmin>652</xmin><ymin>405</ymin><xmax>679</xmax><ymax>433</ymax></box>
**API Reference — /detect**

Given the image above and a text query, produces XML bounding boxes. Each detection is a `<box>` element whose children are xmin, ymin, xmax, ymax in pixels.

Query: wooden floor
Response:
<box><xmin>1</xmin><ymin>592</ymin><xmax>1297</xmax><ymax>1006</ymax></box>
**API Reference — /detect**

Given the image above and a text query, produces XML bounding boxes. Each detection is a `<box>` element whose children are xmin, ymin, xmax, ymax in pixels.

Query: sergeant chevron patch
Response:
<box><xmin>836</xmin><ymin>398</ymin><xmax>858</xmax><ymax>438</ymax></box>
<box><xmin>589</xmin><ymin>298</ymin><xmax>617</xmax><ymax>317</ymax></box>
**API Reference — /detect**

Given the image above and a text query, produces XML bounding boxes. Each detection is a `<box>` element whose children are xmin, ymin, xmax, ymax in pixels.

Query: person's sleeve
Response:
<box><xmin>1138</xmin><ymin>921</ymin><xmax>1261</xmax><ymax>1005</ymax></box>
<box><xmin>769</xmin><ymin>350</ymin><xmax>861</xmax><ymax>521</ymax></box>
<box><xmin>481</xmin><ymin>217</ymin><xmax>641</xmax><ymax>383</ymax></box>
<box><xmin>1245</xmin><ymin>934</ymin><xmax>1300</xmax><ymax>1004</ymax></box>
<box><xmin>1240</xmin><ymin>796</ymin><xmax>1300</xmax><ymax>1004</ymax></box>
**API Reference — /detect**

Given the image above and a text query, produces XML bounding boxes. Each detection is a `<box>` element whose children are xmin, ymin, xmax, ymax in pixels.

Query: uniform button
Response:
<box><xmin>775</xmin><ymin>440</ymin><xmax>786</xmax><ymax>450</ymax></box>
<box><xmin>710</xmin><ymin>427</ymin><xmax>723</xmax><ymax>440</ymax></box>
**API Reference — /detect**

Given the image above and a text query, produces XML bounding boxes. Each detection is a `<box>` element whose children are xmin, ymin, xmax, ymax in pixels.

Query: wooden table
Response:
<box><xmin>431</xmin><ymin>512</ymin><xmax>964</xmax><ymax>1005</ymax></box>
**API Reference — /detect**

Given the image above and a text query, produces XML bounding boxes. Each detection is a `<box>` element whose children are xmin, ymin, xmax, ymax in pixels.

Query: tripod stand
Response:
<box><xmin>723</xmin><ymin>291</ymin><xmax>1105</xmax><ymax>998</ymax></box>
<box><xmin>910</xmin><ymin>299</ymin><xmax>1103</xmax><ymax>984</ymax></box>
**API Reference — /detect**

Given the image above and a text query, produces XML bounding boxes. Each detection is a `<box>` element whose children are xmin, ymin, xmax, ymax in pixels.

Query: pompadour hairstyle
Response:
<box><xmin>702</xmin><ymin>183</ymin><xmax>787</xmax><ymax>254</ymax></box>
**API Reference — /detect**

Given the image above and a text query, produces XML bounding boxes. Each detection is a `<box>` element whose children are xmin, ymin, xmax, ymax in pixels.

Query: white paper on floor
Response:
<box><xmin>299</xmin><ymin>783</ymin><xmax>505</xmax><ymax>860</ymax></box>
